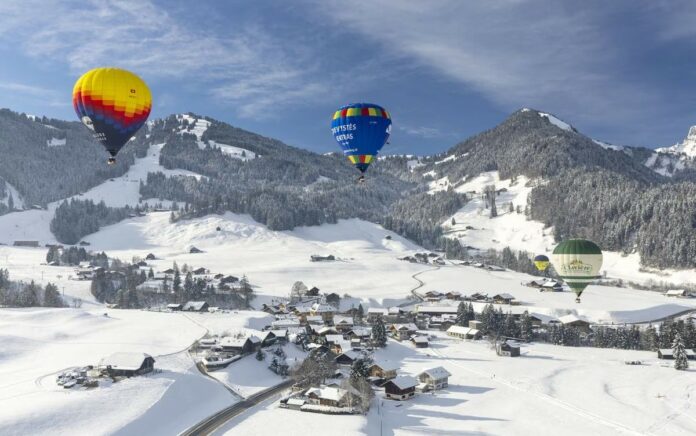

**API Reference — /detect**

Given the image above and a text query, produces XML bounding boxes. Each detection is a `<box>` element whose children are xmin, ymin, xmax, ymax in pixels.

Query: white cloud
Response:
<box><xmin>310</xmin><ymin>0</ymin><xmax>663</xmax><ymax>129</ymax></box>
<box><xmin>0</xmin><ymin>0</ymin><xmax>326</xmax><ymax>117</ymax></box>
<box><xmin>0</xmin><ymin>82</ymin><xmax>55</xmax><ymax>97</ymax></box>
<box><xmin>399</xmin><ymin>125</ymin><xmax>443</xmax><ymax>139</ymax></box>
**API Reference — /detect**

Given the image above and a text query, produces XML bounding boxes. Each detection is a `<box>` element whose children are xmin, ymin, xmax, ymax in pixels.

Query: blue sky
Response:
<box><xmin>2</xmin><ymin>0</ymin><xmax>696</xmax><ymax>155</ymax></box>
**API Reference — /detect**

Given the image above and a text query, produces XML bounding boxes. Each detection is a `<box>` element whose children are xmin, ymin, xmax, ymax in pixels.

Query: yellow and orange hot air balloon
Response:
<box><xmin>73</xmin><ymin>67</ymin><xmax>152</xmax><ymax>164</ymax></box>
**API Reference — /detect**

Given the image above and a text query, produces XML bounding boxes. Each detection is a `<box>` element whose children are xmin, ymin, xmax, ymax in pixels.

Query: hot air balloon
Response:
<box><xmin>73</xmin><ymin>67</ymin><xmax>152</xmax><ymax>164</ymax></box>
<box><xmin>533</xmin><ymin>254</ymin><xmax>550</xmax><ymax>273</ymax></box>
<box><xmin>551</xmin><ymin>239</ymin><xmax>603</xmax><ymax>303</ymax></box>
<box><xmin>331</xmin><ymin>103</ymin><xmax>391</xmax><ymax>182</ymax></box>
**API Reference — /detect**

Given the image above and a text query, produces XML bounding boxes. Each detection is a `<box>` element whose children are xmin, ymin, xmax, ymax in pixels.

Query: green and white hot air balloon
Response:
<box><xmin>551</xmin><ymin>239</ymin><xmax>603</xmax><ymax>303</ymax></box>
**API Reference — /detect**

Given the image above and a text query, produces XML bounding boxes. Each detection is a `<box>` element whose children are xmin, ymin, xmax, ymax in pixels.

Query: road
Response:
<box><xmin>180</xmin><ymin>379</ymin><xmax>295</xmax><ymax>436</ymax></box>
<box><xmin>400</xmin><ymin>265</ymin><xmax>441</xmax><ymax>305</ymax></box>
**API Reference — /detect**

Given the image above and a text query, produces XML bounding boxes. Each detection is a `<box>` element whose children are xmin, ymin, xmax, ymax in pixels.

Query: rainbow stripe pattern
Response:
<box><xmin>331</xmin><ymin>103</ymin><xmax>391</xmax><ymax>174</ymax></box>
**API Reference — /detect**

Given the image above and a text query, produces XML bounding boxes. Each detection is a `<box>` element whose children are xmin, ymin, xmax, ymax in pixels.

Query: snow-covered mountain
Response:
<box><xmin>657</xmin><ymin>125</ymin><xmax>696</xmax><ymax>159</ymax></box>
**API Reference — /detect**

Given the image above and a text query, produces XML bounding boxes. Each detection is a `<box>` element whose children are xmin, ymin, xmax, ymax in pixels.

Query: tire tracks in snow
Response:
<box><xmin>429</xmin><ymin>346</ymin><xmax>650</xmax><ymax>436</ymax></box>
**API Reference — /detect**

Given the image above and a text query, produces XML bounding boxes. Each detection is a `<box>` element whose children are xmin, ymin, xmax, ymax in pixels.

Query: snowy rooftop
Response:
<box><xmin>420</xmin><ymin>366</ymin><xmax>451</xmax><ymax>379</ymax></box>
<box><xmin>387</xmin><ymin>375</ymin><xmax>418</xmax><ymax>390</ymax></box>
<box><xmin>99</xmin><ymin>352</ymin><xmax>153</xmax><ymax>371</ymax></box>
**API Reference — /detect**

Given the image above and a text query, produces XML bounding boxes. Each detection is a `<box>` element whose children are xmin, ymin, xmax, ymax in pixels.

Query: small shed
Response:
<box><xmin>496</xmin><ymin>339</ymin><xmax>521</xmax><ymax>357</ymax></box>
<box><xmin>167</xmin><ymin>303</ymin><xmax>182</xmax><ymax>311</ymax></box>
<box><xmin>665</xmin><ymin>289</ymin><xmax>688</xmax><ymax>298</ymax></box>
<box><xmin>411</xmin><ymin>336</ymin><xmax>429</xmax><ymax>348</ymax></box>
<box><xmin>183</xmin><ymin>301</ymin><xmax>209</xmax><ymax>312</ymax></box>
<box><xmin>492</xmin><ymin>293</ymin><xmax>516</xmax><ymax>304</ymax></box>
<box><xmin>658</xmin><ymin>349</ymin><xmax>696</xmax><ymax>360</ymax></box>
<box><xmin>384</xmin><ymin>376</ymin><xmax>418</xmax><ymax>401</ymax></box>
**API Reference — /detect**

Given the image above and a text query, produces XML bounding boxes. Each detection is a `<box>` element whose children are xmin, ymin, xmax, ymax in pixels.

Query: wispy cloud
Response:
<box><xmin>0</xmin><ymin>82</ymin><xmax>55</xmax><ymax>97</ymax></box>
<box><xmin>310</xmin><ymin>0</ymin><xmax>664</xmax><ymax>131</ymax></box>
<box><xmin>399</xmin><ymin>125</ymin><xmax>444</xmax><ymax>139</ymax></box>
<box><xmin>0</xmin><ymin>0</ymin><xmax>327</xmax><ymax>117</ymax></box>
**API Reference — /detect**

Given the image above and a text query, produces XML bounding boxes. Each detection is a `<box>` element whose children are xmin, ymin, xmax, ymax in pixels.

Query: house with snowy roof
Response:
<box><xmin>384</xmin><ymin>376</ymin><xmax>418</xmax><ymax>401</ymax></box>
<box><xmin>418</xmin><ymin>367</ymin><xmax>451</xmax><ymax>390</ymax></box>
<box><xmin>99</xmin><ymin>352</ymin><xmax>155</xmax><ymax>377</ymax></box>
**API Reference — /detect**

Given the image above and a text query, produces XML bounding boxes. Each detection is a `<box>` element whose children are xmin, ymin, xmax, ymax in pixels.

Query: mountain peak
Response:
<box><xmin>656</xmin><ymin>125</ymin><xmax>696</xmax><ymax>158</ymax></box>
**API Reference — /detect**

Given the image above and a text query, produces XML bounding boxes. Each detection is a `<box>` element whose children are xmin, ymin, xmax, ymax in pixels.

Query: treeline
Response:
<box><xmin>46</xmin><ymin>246</ymin><xmax>109</xmax><ymax>267</ymax></box>
<box><xmin>529</xmin><ymin>169</ymin><xmax>696</xmax><ymax>268</ymax></box>
<box><xmin>50</xmin><ymin>199</ymin><xmax>135</xmax><ymax>244</ymax></box>
<box><xmin>0</xmin><ymin>109</ymin><xmax>150</xmax><ymax>207</ymax></box>
<box><xmin>465</xmin><ymin>302</ymin><xmax>696</xmax><ymax>351</ymax></box>
<box><xmin>0</xmin><ymin>269</ymin><xmax>65</xmax><ymax>308</ymax></box>
<box><xmin>383</xmin><ymin>190</ymin><xmax>468</xmax><ymax>248</ymax></box>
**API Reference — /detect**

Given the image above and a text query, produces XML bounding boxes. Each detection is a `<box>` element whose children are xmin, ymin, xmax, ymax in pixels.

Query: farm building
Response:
<box><xmin>390</xmin><ymin>323</ymin><xmax>418</xmax><ymax>340</ymax></box>
<box><xmin>418</xmin><ymin>367</ymin><xmax>451</xmax><ymax>391</ymax></box>
<box><xmin>367</xmin><ymin>308</ymin><xmax>389</xmax><ymax>322</ymax></box>
<box><xmin>384</xmin><ymin>376</ymin><xmax>418</xmax><ymax>401</ymax></box>
<box><xmin>333</xmin><ymin>316</ymin><xmax>354</xmax><ymax>332</ymax></box>
<box><xmin>335</xmin><ymin>350</ymin><xmax>361</xmax><ymax>366</ymax></box>
<box><xmin>665</xmin><ymin>289</ymin><xmax>688</xmax><ymax>298</ymax></box>
<box><xmin>305</xmin><ymin>386</ymin><xmax>355</xmax><ymax>408</ymax></box>
<box><xmin>99</xmin><ymin>352</ymin><xmax>155</xmax><ymax>377</ymax></box>
<box><xmin>496</xmin><ymin>340</ymin><xmax>521</xmax><ymax>357</ymax></box>
<box><xmin>447</xmin><ymin>325</ymin><xmax>481</xmax><ymax>340</ymax></box>
<box><xmin>658</xmin><ymin>349</ymin><xmax>696</xmax><ymax>360</ymax></box>
<box><xmin>492</xmin><ymin>293</ymin><xmax>516</xmax><ymax>305</ymax></box>
<box><xmin>182</xmin><ymin>301</ymin><xmax>209</xmax><ymax>312</ymax></box>
<box><xmin>166</xmin><ymin>303</ymin><xmax>182</xmax><ymax>311</ymax></box>
<box><xmin>416</xmin><ymin>304</ymin><xmax>458</xmax><ymax>317</ymax></box>
<box><xmin>558</xmin><ymin>314</ymin><xmax>592</xmax><ymax>332</ymax></box>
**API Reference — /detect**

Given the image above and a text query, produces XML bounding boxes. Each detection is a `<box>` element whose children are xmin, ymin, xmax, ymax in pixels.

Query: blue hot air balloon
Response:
<box><xmin>331</xmin><ymin>103</ymin><xmax>392</xmax><ymax>181</ymax></box>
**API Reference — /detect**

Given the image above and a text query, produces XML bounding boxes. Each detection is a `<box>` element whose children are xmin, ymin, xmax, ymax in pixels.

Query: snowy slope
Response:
<box><xmin>440</xmin><ymin>170</ymin><xmax>696</xmax><ymax>289</ymax></box>
<box><xmin>0</xmin><ymin>308</ymin><xmax>252</xmax><ymax>436</ymax></box>
<box><xmin>658</xmin><ymin>125</ymin><xmax>696</xmax><ymax>159</ymax></box>
<box><xmin>1</xmin><ymin>181</ymin><xmax>25</xmax><ymax>210</ymax></box>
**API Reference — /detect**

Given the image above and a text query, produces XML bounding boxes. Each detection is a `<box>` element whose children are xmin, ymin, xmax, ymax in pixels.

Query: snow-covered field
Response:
<box><xmin>215</xmin><ymin>336</ymin><xmax>696</xmax><ymax>436</ymax></box>
<box><xmin>0</xmin><ymin>308</ymin><xmax>274</xmax><ymax>436</ymax></box>
<box><xmin>437</xmin><ymin>170</ymin><xmax>696</xmax><ymax>288</ymax></box>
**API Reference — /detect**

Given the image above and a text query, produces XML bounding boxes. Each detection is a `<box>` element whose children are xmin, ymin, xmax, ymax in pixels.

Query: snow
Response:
<box><xmin>644</xmin><ymin>152</ymin><xmax>684</xmax><ymax>177</ymax></box>
<box><xmin>539</xmin><ymin>112</ymin><xmax>573</xmax><ymax>132</ymax></box>
<box><xmin>657</xmin><ymin>125</ymin><xmax>696</xmax><ymax>159</ymax></box>
<box><xmin>0</xmin><ymin>308</ymin><xmax>248</xmax><ymax>436</ymax></box>
<box><xmin>593</xmin><ymin>139</ymin><xmax>625</xmax><ymax>152</ymax></box>
<box><xmin>442</xmin><ymin>170</ymin><xmax>696</xmax><ymax>291</ymax></box>
<box><xmin>177</xmin><ymin>114</ymin><xmax>211</xmax><ymax>141</ymax></box>
<box><xmin>1</xmin><ymin>181</ymin><xmax>25</xmax><ymax>210</ymax></box>
<box><xmin>207</xmin><ymin>140</ymin><xmax>257</xmax><ymax>160</ymax></box>
<box><xmin>407</xmin><ymin>159</ymin><xmax>424</xmax><ymax>171</ymax></box>
<box><xmin>434</xmin><ymin>154</ymin><xmax>456</xmax><ymax>165</ymax></box>
<box><xmin>46</xmin><ymin>137</ymin><xmax>66</xmax><ymax>147</ymax></box>
<box><xmin>99</xmin><ymin>352</ymin><xmax>152</xmax><ymax>371</ymax></box>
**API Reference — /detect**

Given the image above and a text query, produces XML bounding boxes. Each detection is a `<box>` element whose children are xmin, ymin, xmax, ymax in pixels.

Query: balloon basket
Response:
<box><xmin>107</xmin><ymin>157</ymin><xmax>116</xmax><ymax>165</ymax></box>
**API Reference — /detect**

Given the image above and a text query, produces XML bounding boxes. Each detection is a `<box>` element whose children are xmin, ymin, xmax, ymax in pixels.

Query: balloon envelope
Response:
<box><xmin>533</xmin><ymin>254</ymin><xmax>550</xmax><ymax>271</ymax></box>
<box><xmin>331</xmin><ymin>103</ymin><xmax>391</xmax><ymax>173</ymax></box>
<box><xmin>552</xmin><ymin>239</ymin><xmax>603</xmax><ymax>298</ymax></box>
<box><xmin>73</xmin><ymin>67</ymin><xmax>152</xmax><ymax>161</ymax></box>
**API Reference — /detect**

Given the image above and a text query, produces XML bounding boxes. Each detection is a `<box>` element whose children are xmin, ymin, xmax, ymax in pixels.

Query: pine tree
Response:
<box><xmin>642</xmin><ymin>324</ymin><xmax>658</xmax><ymax>351</ymax></box>
<box><xmin>148</xmin><ymin>268</ymin><xmax>154</xmax><ymax>279</ymax></box>
<box><xmin>673</xmin><ymin>332</ymin><xmax>689</xmax><ymax>371</ymax></box>
<box><xmin>173</xmin><ymin>263</ymin><xmax>182</xmax><ymax>298</ymax></box>
<box><xmin>350</xmin><ymin>357</ymin><xmax>372</xmax><ymax>381</ymax></box>
<box><xmin>43</xmin><ymin>283</ymin><xmax>63</xmax><ymax>307</ymax></box>
<box><xmin>520</xmin><ymin>311</ymin><xmax>534</xmax><ymax>342</ymax></box>
<box><xmin>356</xmin><ymin>304</ymin><xmax>364</xmax><ymax>325</ymax></box>
<box><xmin>372</xmin><ymin>319</ymin><xmax>387</xmax><ymax>347</ymax></box>
<box><xmin>455</xmin><ymin>301</ymin><xmax>469</xmax><ymax>326</ymax></box>
<box><xmin>255</xmin><ymin>348</ymin><xmax>264</xmax><ymax>361</ymax></box>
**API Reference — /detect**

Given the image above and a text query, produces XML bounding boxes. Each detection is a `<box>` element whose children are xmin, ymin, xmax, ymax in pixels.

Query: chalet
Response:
<box><xmin>219</xmin><ymin>336</ymin><xmax>257</xmax><ymax>354</ymax></box>
<box><xmin>424</xmin><ymin>291</ymin><xmax>443</xmax><ymax>302</ymax></box>
<box><xmin>335</xmin><ymin>350</ymin><xmax>361</xmax><ymax>366</ymax></box>
<box><xmin>369</xmin><ymin>359</ymin><xmax>399</xmax><ymax>380</ymax></box>
<box><xmin>528</xmin><ymin>313</ymin><xmax>558</xmax><ymax>326</ymax></box>
<box><xmin>559</xmin><ymin>314</ymin><xmax>592</xmax><ymax>332</ymax></box>
<box><xmin>332</xmin><ymin>340</ymin><xmax>353</xmax><ymax>355</ymax></box>
<box><xmin>248</xmin><ymin>335</ymin><xmax>262</xmax><ymax>351</ymax></box>
<box><xmin>167</xmin><ymin>303</ymin><xmax>182</xmax><ymax>311</ymax></box>
<box><xmin>390</xmin><ymin>323</ymin><xmax>418</xmax><ymax>341</ymax></box>
<box><xmin>306</xmin><ymin>315</ymin><xmax>325</xmax><ymax>326</ymax></box>
<box><xmin>306</xmin><ymin>286</ymin><xmax>321</xmax><ymax>297</ymax></box>
<box><xmin>445</xmin><ymin>291</ymin><xmax>462</xmax><ymax>300</ymax></box>
<box><xmin>189</xmin><ymin>246</ymin><xmax>203</xmax><ymax>254</ymax></box>
<box><xmin>418</xmin><ymin>367</ymin><xmax>451</xmax><ymax>391</ymax></box>
<box><xmin>311</xmin><ymin>303</ymin><xmax>335</xmax><ymax>323</ymax></box>
<box><xmin>220</xmin><ymin>275</ymin><xmax>239</xmax><ymax>284</ymax></box>
<box><xmin>325</xmin><ymin>334</ymin><xmax>345</xmax><ymax>346</ymax></box>
<box><xmin>447</xmin><ymin>325</ymin><xmax>481</xmax><ymax>340</ymax></box>
<box><xmin>145</xmin><ymin>253</ymin><xmax>157</xmax><ymax>260</ymax></box>
<box><xmin>468</xmin><ymin>292</ymin><xmax>488</xmax><ymax>301</ymax></box>
<box><xmin>315</xmin><ymin>326</ymin><xmax>339</xmax><ymax>337</ymax></box>
<box><xmin>384</xmin><ymin>376</ymin><xmax>418</xmax><ymax>401</ymax></box>
<box><xmin>492</xmin><ymin>293</ymin><xmax>516</xmax><ymax>305</ymax></box>
<box><xmin>162</xmin><ymin>268</ymin><xmax>176</xmax><ymax>275</ymax></box>
<box><xmin>388</xmin><ymin>306</ymin><xmax>403</xmax><ymax>317</ymax></box>
<box><xmin>310</xmin><ymin>254</ymin><xmax>335</xmax><ymax>262</ymax></box>
<box><xmin>665</xmin><ymin>289</ymin><xmax>688</xmax><ymax>298</ymax></box>
<box><xmin>411</xmin><ymin>336</ymin><xmax>429</xmax><ymax>348</ymax></box>
<box><xmin>347</xmin><ymin>327</ymin><xmax>371</xmax><ymax>341</ymax></box>
<box><xmin>333</xmin><ymin>316</ymin><xmax>354</xmax><ymax>332</ymax></box>
<box><xmin>658</xmin><ymin>349</ymin><xmax>696</xmax><ymax>360</ymax></box>
<box><xmin>367</xmin><ymin>308</ymin><xmax>389</xmax><ymax>322</ymax></box>
<box><xmin>305</xmin><ymin>386</ymin><xmax>355</xmax><ymax>408</ymax></box>
<box><xmin>541</xmin><ymin>281</ymin><xmax>563</xmax><ymax>292</ymax></box>
<box><xmin>260</xmin><ymin>331</ymin><xmax>278</xmax><ymax>347</ymax></box>
<box><xmin>192</xmin><ymin>267</ymin><xmax>208</xmax><ymax>275</ymax></box>
<box><xmin>496</xmin><ymin>339</ymin><xmax>521</xmax><ymax>357</ymax></box>
<box><xmin>183</xmin><ymin>301</ymin><xmax>209</xmax><ymax>312</ymax></box>
<box><xmin>326</xmin><ymin>292</ymin><xmax>341</xmax><ymax>306</ymax></box>
<box><xmin>99</xmin><ymin>352</ymin><xmax>155</xmax><ymax>377</ymax></box>
<box><xmin>262</xmin><ymin>304</ymin><xmax>285</xmax><ymax>315</ymax></box>
<box><xmin>270</xmin><ymin>329</ymin><xmax>289</xmax><ymax>344</ymax></box>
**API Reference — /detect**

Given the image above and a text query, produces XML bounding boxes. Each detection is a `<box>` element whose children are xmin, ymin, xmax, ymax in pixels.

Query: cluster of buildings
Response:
<box><xmin>56</xmin><ymin>352</ymin><xmax>156</xmax><ymax>389</ymax></box>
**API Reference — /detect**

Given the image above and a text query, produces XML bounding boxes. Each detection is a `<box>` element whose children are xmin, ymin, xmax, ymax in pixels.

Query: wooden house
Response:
<box><xmin>369</xmin><ymin>359</ymin><xmax>399</xmax><ymax>380</ymax></box>
<box><xmin>418</xmin><ymin>367</ymin><xmax>451</xmax><ymax>390</ymax></box>
<box><xmin>384</xmin><ymin>376</ymin><xmax>418</xmax><ymax>401</ymax></box>
<box><xmin>335</xmin><ymin>350</ymin><xmax>361</xmax><ymax>366</ymax></box>
<box><xmin>496</xmin><ymin>340</ymin><xmax>521</xmax><ymax>357</ymax></box>
<box><xmin>492</xmin><ymin>293</ymin><xmax>516</xmax><ymax>305</ymax></box>
<box><xmin>411</xmin><ymin>336</ymin><xmax>429</xmax><ymax>348</ymax></box>
<box><xmin>305</xmin><ymin>386</ymin><xmax>354</xmax><ymax>408</ymax></box>
<box><xmin>182</xmin><ymin>301</ymin><xmax>209</xmax><ymax>312</ymax></box>
<box><xmin>447</xmin><ymin>325</ymin><xmax>481</xmax><ymax>340</ymax></box>
<box><xmin>658</xmin><ymin>349</ymin><xmax>696</xmax><ymax>360</ymax></box>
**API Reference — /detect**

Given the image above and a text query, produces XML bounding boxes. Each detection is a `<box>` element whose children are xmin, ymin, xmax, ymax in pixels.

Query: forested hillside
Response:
<box><xmin>0</xmin><ymin>109</ymin><xmax>149</xmax><ymax>206</ymax></box>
